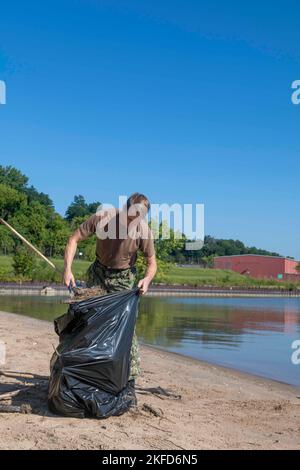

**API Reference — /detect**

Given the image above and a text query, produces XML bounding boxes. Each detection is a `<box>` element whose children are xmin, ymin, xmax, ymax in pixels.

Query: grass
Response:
<box><xmin>155</xmin><ymin>265</ymin><xmax>300</xmax><ymax>289</ymax></box>
<box><xmin>48</xmin><ymin>257</ymin><xmax>91</xmax><ymax>279</ymax></box>
<box><xmin>0</xmin><ymin>255</ymin><xmax>299</xmax><ymax>289</ymax></box>
<box><xmin>0</xmin><ymin>255</ymin><xmax>91</xmax><ymax>283</ymax></box>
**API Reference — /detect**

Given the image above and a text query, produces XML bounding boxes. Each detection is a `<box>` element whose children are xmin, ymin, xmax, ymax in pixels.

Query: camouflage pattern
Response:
<box><xmin>86</xmin><ymin>260</ymin><xmax>137</xmax><ymax>292</ymax></box>
<box><xmin>86</xmin><ymin>259</ymin><xmax>141</xmax><ymax>381</ymax></box>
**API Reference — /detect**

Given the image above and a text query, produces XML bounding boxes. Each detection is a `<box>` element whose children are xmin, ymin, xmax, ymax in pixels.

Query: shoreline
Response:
<box><xmin>140</xmin><ymin>342</ymin><xmax>300</xmax><ymax>392</ymax></box>
<box><xmin>0</xmin><ymin>310</ymin><xmax>299</xmax><ymax>449</ymax></box>
<box><xmin>1</xmin><ymin>282</ymin><xmax>300</xmax><ymax>297</ymax></box>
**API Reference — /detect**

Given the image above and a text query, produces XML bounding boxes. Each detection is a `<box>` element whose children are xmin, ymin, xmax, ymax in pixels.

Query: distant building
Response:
<box><xmin>214</xmin><ymin>254</ymin><xmax>300</xmax><ymax>280</ymax></box>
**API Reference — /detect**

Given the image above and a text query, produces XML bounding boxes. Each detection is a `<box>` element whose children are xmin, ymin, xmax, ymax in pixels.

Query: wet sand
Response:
<box><xmin>0</xmin><ymin>310</ymin><xmax>299</xmax><ymax>450</ymax></box>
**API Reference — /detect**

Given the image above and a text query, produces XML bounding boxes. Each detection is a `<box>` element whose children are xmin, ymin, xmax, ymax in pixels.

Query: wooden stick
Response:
<box><xmin>0</xmin><ymin>371</ymin><xmax>35</xmax><ymax>379</ymax></box>
<box><xmin>0</xmin><ymin>404</ymin><xmax>32</xmax><ymax>414</ymax></box>
<box><xmin>142</xmin><ymin>403</ymin><xmax>164</xmax><ymax>417</ymax></box>
<box><xmin>0</xmin><ymin>390</ymin><xmax>23</xmax><ymax>400</ymax></box>
<box><xmin>0</xmin><ymin>218</ymin><xmax>62</xmax><ymax>273</ymax></box>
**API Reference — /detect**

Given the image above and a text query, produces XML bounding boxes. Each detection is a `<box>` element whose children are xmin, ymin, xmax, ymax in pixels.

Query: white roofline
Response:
<box><xmin>214</xmin><ymin>254</ymin><xmax>299</xmax><ymax>262</ymax></box>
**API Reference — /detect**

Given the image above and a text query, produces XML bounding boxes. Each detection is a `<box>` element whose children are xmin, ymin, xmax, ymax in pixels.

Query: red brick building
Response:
<box><xmin>214</xmin><ymin>254</ymin><xmax>300</xmax><ymax>280</ymax></box>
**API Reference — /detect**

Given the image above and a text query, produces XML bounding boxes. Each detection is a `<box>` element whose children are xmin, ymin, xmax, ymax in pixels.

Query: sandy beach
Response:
<box><xmin>0</xmin><ymin>310</ymin><xmax>299</xmax><ymax>450</ymax></box>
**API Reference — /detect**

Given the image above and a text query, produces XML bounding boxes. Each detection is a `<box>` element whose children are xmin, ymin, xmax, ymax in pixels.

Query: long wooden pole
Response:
<box><xmin>0</xmin><ymin>217</ymin><xmax>62</xmax><ymax>273</ymax></box>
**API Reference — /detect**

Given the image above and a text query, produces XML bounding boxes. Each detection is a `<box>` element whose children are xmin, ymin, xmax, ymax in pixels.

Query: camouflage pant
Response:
<box><xmin>86</xmin><ymin>259</ymin><xmax>141</xmax><ymax>381</ymax></box>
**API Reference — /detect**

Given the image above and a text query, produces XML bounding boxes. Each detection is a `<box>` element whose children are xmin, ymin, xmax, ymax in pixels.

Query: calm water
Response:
<box><xmin>0</xmin><ymin>295</ymin><xmax>299</xmax><ymax>387</ymax></box>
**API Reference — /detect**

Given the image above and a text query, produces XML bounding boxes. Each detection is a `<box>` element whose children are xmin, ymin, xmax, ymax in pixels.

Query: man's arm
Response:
<box><xmin>63</xmin><ymin>229</ymin><xmax>87</xmax><ymax>287</ymax></box>
<box><xmin>138</xmin><ymin>254</ymin><xmax>157</xmax><ymax>295</ymax></box>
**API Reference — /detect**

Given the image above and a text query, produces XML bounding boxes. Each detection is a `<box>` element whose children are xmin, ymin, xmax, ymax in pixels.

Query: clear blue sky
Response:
<box><xmin>1</xmin><ymin>1</ymin><xmax>300</xmax><ymax>257</ymax></box>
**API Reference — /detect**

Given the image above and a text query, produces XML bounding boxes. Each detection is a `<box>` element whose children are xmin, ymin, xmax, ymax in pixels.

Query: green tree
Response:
<box><xmin>0</xmin><ymin>225</ymin><xmax>14</xmax><ymax>255</ymax></box>
<box><xmin>70</xmin><ymin>215</ymin><xmax>97</xmax><ymax>260</ymax></box>
<box><xmin>24</xmin><ymin>185</ymin><xmax>53</xmax><ymax>208</ymax></box>
<box><xmin>87</xmin><ymin>201</ymin><xmax>102</xmax><ymax>214</ymax></box>
<box><xmin>151</xmin><ymin>219</ymin><xmax>186</xmax><ymax>262</ymax></box>
<box><xmin>12</xmin><ymin>246</ymin><xmax>36</xmax><ymax>277</ymax></box>
<box><xmin>0</xmin><ymin>166</ymin><xmax>28</xmax><ymax>192</ymax></box>
<box><xmin>44</xmin><ymin>212</ymin><xmax>70</xmax><ymax>257</ymax></box>
<box><xmin>65</xmin><ymin>195</ymin><xmax>101</xmax><ymax>222</ymax></box>
<box><xmin>202</xmin><ymin>255</ymin><xmax>215</xmax><ymax>268</ymax></box>
<box><xmin>0</xmin><ymin>183</ymin><xmax>27</xmax><ymax>219</ymax></box>
<box><xmin>9</xmin><ymin>200</ymin><xmax>48</xmax><ymax>249</ymax></box>
<box><xmin>0</xmin><ymin>166</ymin><xmax>53</xmax><ymax>209</ymax></box>
<box><xmin>136</xmin><ymin>251</ymin><xmax>171</xmax><ymax>283</ymax></box>
<box><xmin>198</xmin><ymin>236</ymin><xmax>280</xmax><ymax>260</ymax></box>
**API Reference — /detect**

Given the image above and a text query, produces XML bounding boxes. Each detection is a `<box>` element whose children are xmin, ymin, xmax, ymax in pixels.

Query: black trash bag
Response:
<box><xmin>48</xmin><ymin>287</ymin><xmax>140</xmax><ymax>419</ymax></box>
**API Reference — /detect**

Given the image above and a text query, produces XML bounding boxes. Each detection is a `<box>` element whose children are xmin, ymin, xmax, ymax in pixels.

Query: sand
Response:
<box><xmin>0</xmin><ymin>310</ymin><xmax>299</xmax><ymax>450</ymax></box>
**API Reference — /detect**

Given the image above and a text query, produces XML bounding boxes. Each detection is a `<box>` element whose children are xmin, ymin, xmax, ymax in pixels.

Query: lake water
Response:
<box><xmin>0</xmin><ymin>294</ymin><xmax>299</xmax><ymax>387</ymax></box>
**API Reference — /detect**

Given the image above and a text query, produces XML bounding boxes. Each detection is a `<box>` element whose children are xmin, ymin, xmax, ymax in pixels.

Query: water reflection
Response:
<box><xmin>138</xmin><ymin>297</ymin><xmax>300</xmax><ymax>345</ymax></box>
<box><xmin>137</xmin><ymin>297</ymin><xmax>300</xmax><ymax>387</ymax></box>
<box><xmin>0</xmin><ymin>295</ymin><xmax>67</xmax><ymax>321</ymax></box>
<box><xmin>0</xmin><ymin>295</ymin><xmax>299</xmax><ymax>386</ymax></box>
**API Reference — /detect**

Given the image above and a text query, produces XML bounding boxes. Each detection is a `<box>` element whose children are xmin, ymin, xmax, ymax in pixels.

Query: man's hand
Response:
<box><xmin>63</xmin><ymin>270</ymin><xmax>76</xmax><ymax>288</ymax></box>
<box><xmin>138</xmin><ymin>277</ymin><xmax>151</xmax><ymax>295</ymax></box>
<box><xmin>138</xmin><ymin>255</ymin><xmax>157</xmax><ymax>295</ymax></box>
<box><xmin>63</xmin><ymin>230</ymin><xmax>85</xmax><ymax>289</ymax></box>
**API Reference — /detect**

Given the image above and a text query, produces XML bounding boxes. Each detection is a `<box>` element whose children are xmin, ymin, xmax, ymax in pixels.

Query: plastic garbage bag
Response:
<box><xmin>48</xmin><ymin>287</ymin><xmax>140</xmax><ymax>419</ymax></box>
